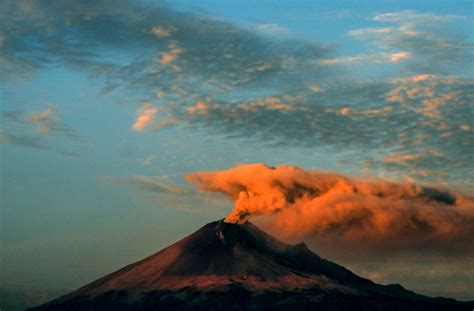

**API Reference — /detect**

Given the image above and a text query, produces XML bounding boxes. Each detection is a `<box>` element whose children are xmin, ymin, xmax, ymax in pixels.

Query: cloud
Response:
<box><xmin>112</xmin><ymin>175</ymin><xmax>189</xmax><ymax>195</ymax></box>
<box><xmin>348</xmin><ymin>27</ymin><xmax>393</xmax><ymax>37</ymax></box>
<box><xmin>0</xmin><ymin>132</ymin><xmax>77</xmax><ymax>156</ymax></box>
<box><xmin>140</xmin><ymin>155</ymin><xmax>156</xmax><ymax>166</ymax></box>
<box><xmin>2</xmin><ymin>3</ymin><xmax>472</xmax><ymax>185</ymax></box>
<box><xmin>383</xmin><ymin>151</ymin><xmax>431</xmax><ymax>166</ymax></box>
<box><xmin>180</xmin><ymin>73</ymin><xmax>473</xmax><ymax>185</ymax></box>
<box><xmin>151</xmin><ymin>25</ymin><xmax>171</xmax><ymax>38</ymax></box>
<box><xmin>257</xmin><ymin>23</ymin><xmax>289</xmax><ymax>34</ymax></box>
<box><xmin>2</xmin><ymin>108</ymin><xmax>78</xmax><ymax>139</ymax></box>
<box><xmin>386</xmin><ymin>74</ymin><xmax>473</xmax><ymax>132</ymax></box>
<box><xmin>356</xmin><ymin>259</ymin><xmax>474</xmax><ymax>301</ymax></box>
<box><xmin>0</xmin><ymin>132</ymin><xmax>50</xmax><ymax>151</ymax></box>
<box><xmin>459</xmin><ymin>124</ymin><xmax>471</xmax><ymax>131</ymax></box>
<box><xmin>132</xmin><ymin>103</ymin><xmax>159</xmax><ymax>131</ymax></box>
<box><xmin>26</xmin><ymin>108</ymin><xmax>78</xmax><ymax>139</ymax></box>
<box><xmin>349</xmin><ymin>12</ymin><xmax>473</xmax><ymax>74</ymax></box>
<box><xmin>372</xmin><ymin>11</ymin><xmax>467</xmax><ymax>23</ymax></box>
<box><xmin>1</xmin><ymin>108</ymin><xmax>80</xmax><ymax>155</ymax></box>
<box><xmin>131</xmin><ymin>102</ymin><xmax>178</xmax><ymax>132</ymax></box>
<box><xmin>108</xmin><ymin>174</ymin><xmax>228</xmax><ymax>215</ymax></box>
<box><xmin>389</xmin><ymin>51</ymin><xmax>410</xmax><ymax>62</ymax></box>
<box><xmin>0</xmin><ymin>0</ymin><xmax>330</xmax><ymax>95</ymax></box>
<box><xmin>160</xmin><ymin>42</ymin><xmax>183</xmax><ymax>65</ymax></box>
<box><xmin>318</xmin><ymin>51</ymin><xmax>410</xmax><ymax>65</ymax></box>
<box><xmin>187</xmin><ymin>163</ymin><xmax>474</xmax><ymax>253</ymax></box>
<box><xmin>187</xmin><ymin>97</ymin><xmax>294</xmax><ymax>117</ymax></box>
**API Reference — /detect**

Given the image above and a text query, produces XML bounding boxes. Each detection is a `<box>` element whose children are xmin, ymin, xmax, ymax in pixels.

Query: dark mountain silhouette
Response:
<box><xmin>32</xmin><ymin>220</ymin><xmax>472</xmax><ymax>310</ymax></box>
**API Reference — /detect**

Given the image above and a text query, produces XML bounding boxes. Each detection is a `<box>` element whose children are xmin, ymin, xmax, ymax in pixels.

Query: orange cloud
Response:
<box><xmin>27</xmin><ymin>107</ymin><xmax>59</xmax><ymax>134</ymax></box>
<box><xmin>187</xmin><ymin>101</ymin><xmax>211</xmax><ymax>116</ymax></box>
<box><xmin>318</xmin><ymin>51</ymin><xmax>410</xmax><ymax>65</ymax></box>
<box><xmin>186</xmin><ymin>163</ymin><xmax>474</xmax><ymax>252</ymax></box>
<box><xmin>389</xmin><ymin>51</ymin><xmax>410</xmax><ymax>62</ymax></box>
<box><xmin>161</xmin><ymin>42</ymin><xmax>182</xmax><ymax>65</ymax></box>
<box><xmin>132</xmin><ymin>103</ymin><xmax>159</xmax><ymax>131</ymax></box>
<box><xmin>151</xmin><ymin>25</ymin><xmax>171</xmax><ymax>38</ymax></box>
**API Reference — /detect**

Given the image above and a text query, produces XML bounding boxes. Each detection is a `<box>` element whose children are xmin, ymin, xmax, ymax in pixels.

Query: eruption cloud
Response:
<box><xmin>186</xmin><ymin>163</ymin><xmax>474</xmax><ymax>252</ymax></box>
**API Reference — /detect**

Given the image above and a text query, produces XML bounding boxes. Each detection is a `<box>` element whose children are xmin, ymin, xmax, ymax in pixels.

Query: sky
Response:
<box><xmin>1</xmin><ymin>0</ymin><xmax>473</xmax><ymax>304</ymax></box>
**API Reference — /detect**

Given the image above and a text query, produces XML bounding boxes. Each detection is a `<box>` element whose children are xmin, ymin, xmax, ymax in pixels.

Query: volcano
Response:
<box><xmin>32</xmin><ymin>220</ymin><xmax>471</xmax><ymax>310</ymax></box>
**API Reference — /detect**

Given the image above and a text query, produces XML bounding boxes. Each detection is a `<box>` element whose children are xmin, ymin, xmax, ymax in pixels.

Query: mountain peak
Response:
<box><xmin>32</xmin><ymin>220</ymin><xmax>472</xmax><ymax>311</ymax></box>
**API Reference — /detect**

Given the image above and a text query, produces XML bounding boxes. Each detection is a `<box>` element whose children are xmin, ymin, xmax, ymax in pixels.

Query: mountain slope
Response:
<box><xmin>32</xmin><ymin>220</ymin><xmax>472</xmax><ymax>310</ymax></box>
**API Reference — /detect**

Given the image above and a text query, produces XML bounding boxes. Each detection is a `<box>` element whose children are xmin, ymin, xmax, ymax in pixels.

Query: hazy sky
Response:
<box><xmin>1</xmin><ymin>0</ymin><xmax>473</xmax><ymax>301</ymax></box>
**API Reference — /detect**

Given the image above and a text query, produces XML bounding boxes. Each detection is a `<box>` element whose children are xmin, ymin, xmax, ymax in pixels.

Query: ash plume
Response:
<box><xmin>186</xmin><ymin>163</ymin><xmax>474</xmax><ymax>252</ymax></box>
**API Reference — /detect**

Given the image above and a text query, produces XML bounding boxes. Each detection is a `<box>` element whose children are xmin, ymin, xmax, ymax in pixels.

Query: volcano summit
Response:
<box><xmin>32</xmin><ymin>220</ymin><xmax>472</xmax><ymax>310</ymax></box>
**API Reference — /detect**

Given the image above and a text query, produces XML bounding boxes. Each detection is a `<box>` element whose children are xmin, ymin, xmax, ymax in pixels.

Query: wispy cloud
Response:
<box><xmin>107</xmin><ymin>174</ymin><xmax>228</xmax><ymax>214</ymax></box>
<box><xmin>1</xmin><ymin>107</ymin><xmax>80</xmax><ymax>155</ymax></box>
<box><xmin>132</xmin><ymin>103</ymin><xmax>159</xmax><ymax>132</ymax></box>
<box><xmin>160</xmin><ymin>42</ymin><xmax>183</xmax><ymax>66</ymax></box>
<box><xmin>0</xmin><ymin>132</ymin><xmax>77</xmax><ymax>156</ymax></box>
<box><xmin>131</xmin><ymin>102</ymin><xmax>178</xmax><ymax>132</ymax></box>
<box><xmin>372</xmin><ymin>10</ymin><xmax>467</xmax><ymax>23</ymax></box>
<box><xmin>349</xmin><ymin>11</ymin><xmax>473</xmax><ymax>74</ymax></box>
<box><xmin>112</xmin><ymin>175</ymin><xmax>190</xmax><ymax>195</ymax></box>
<box><xmin>26</xmin><ymin>108</ymin><xmax>78</xmax><ymax>139</ymax></box>
<box><xmin>319</xmin><ymin>51</ymin><xmax>410</xmax><ymax>65</ymax></box>
<box><xmin>350</xmin><ymin>258</ymin><xmax>474</xmax><ymax>300</ymax></box>
<box><xmin>256</xmin><ymin>23</ymin><xmax>289</xmax><ymax>34</ymax></box>
<box><xmin>0</xmin><ymin>132</ymin><xmax>49</xmax><ymax>151</ymax></box>
<box><xmin>1</xmin><ymin>2</ymin><xmax>472</xmax><ymax>185</ymax></box>
<box><xmin>151</xmin><ymin>25</ymin><xmax>172</xmax><ymax>38</ymax></box>
<box><xmin>2</xmin><ymin>107</ymin><xmax>79</xmax><ymax>140</ymax></box>
<box><xmin>140</xmin><ymin>155</ymin><xmax>156</xmax><ymax>166</ymax></box>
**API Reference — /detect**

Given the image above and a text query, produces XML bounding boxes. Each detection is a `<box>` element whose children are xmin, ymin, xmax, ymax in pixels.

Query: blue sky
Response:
<box><xmin>1</xmin><ymin>0</ymin><xmax>473</xmax><ymax>302</ymax></box>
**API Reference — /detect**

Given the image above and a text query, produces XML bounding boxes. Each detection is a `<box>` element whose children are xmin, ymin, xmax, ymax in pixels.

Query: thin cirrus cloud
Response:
<box><xmin>256</xmin><ymin>23</ymin><xmax>290</xmax><ymax>34</ymax></box>
<box><xmin>2</xmin><ymin>107</ymin><xmax>79</xmax><ymax>140</ymax></box>
<box><xmin>131</xmin><ymin>102</ymin><xmax>178</xmax><ymax>132</ymax></box>
<box><xmin>27</xmin><ymin>108</ymin><xmax>79</xmax><ymax>140</ymax></box>
<box><xmin>108</xmin><ymin>174</ymin><xmax>228</xmax><ymax>215</ymax></box>
<box><xmin>1</xmin><ymin>108</ymin><xmax>80</xmax><ymax>155</ymax></box>
<box><xmin>140</xmin><ymin>155</ymin><xmax>156</xmax><ymax>166</ymax></box>
<box><xmin>112</xmin><ymin>175</ymin><xmax>190</xmax><ymax>195</ymax></box>
<box><xmin>318</xmin><ymin>51</ymin><xmax>410</xmax><ymax>65</ymax></box>
<box><xmin>0</xmin><ymin>132</ymin><xmax>50</xmax><ymax>151</ymax></box>
<box><xmin>372</xmin><ymin>10</ymin><xmax>467</xmax><ymax>23</ymax></box>
<box><xmin>348</xmin><ymin>11</ymin><xmax>473</xmax><ymax>74</ymax></box>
